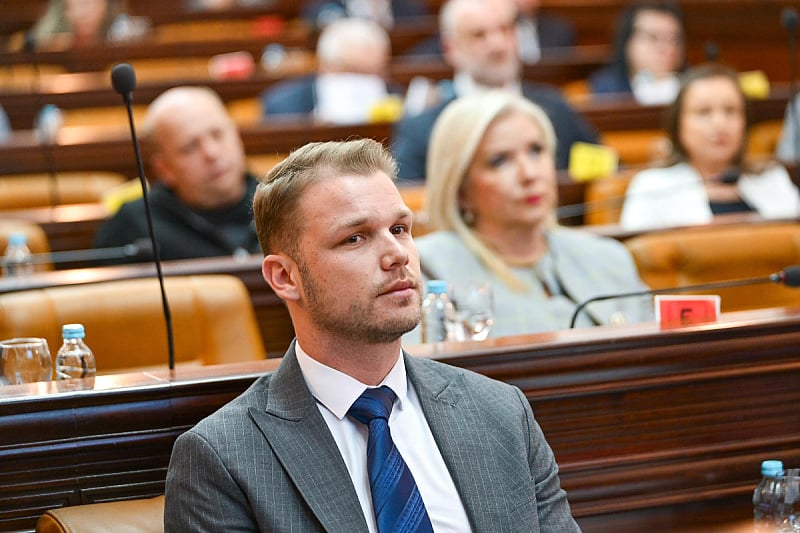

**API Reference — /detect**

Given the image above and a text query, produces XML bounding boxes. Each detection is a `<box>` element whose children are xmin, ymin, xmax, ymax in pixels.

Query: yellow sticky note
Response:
<box><xmin>368</xmin><ymin>95</ymin><xmax>405</xmax><ymax>123</ymax></box>
<box><xmin>102</xmin><ymin>178</ymin><xmax>144</xmax><ymax>214</ymax></box>
<box><xmin>568</xmin><ymin>142</ymin><xmax>619</xmax><ymax>182</ymax></box>
<box><xmin>739</xmin><ymin>70</ymin><xmax>770</xmax><ymax>100</ymax></box>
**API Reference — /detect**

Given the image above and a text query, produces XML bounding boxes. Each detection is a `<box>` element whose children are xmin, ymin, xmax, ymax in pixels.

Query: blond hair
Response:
<box><xmin>253</xmin><ymin>138</ymin><xmax>397</xmax><ymax>257</ymax></box>
<box><xmin>425</xmin><ymin>91</ymin><xmax>557</xmax><ymax>291</ymax></box>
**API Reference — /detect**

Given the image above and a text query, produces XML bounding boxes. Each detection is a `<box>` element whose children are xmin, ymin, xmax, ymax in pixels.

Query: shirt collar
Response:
<box><xmin>295</xmin><ymin>342</ymin><xmax>409</xmax><ymax>420</ymax></box>
<box><xmin>452</xmin><ymin>71</ymin><xmax>522</xmax><ymax>98</ymax></box>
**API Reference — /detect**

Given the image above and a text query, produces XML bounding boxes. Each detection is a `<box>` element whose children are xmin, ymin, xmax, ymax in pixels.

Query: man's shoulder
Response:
<box><xmin>550</xmin><ymin>226</ymin><xmax>630</xmax><ymax>256</ymax></box>
<box><xmin>406</xmin><ymin>355</ymin><xmax>516</xmax><ymax>396</ymax></box>
<box><xmin>189</xmin><ymin>373</ymin><xmax>274</xmax><ymax>438</ymax></box>
<box><xmin>261</xmin><ymin>76</ymin><xmax>316</xmax><ymax>115</ymax></box>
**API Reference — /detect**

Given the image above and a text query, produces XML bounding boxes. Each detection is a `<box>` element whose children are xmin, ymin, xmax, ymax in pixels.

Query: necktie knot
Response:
<box><xmin>348</xmin><ymin>385</ymin><xmax>397</xmax><ymax>425</ymax></box>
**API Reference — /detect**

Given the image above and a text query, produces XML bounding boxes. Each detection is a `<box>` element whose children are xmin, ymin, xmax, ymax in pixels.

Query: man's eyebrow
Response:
<box><xmin>334</xmin><ymin>208</ymin><xmax>413</xmax><ymax>230</ymax></box>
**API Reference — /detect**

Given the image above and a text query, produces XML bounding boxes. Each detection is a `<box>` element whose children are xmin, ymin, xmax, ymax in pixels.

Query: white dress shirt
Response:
<box><xmin>295</xmin><ymin>343</ymin><xmax>472</xmax><ymax>532</ymax></box>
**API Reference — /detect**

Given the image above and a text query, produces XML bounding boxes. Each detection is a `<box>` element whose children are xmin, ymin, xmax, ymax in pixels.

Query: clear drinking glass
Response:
<box><xmin>0</xmin><ymin>338</ymin><xmax>53</xmax><ymax>385</ymax></box>
<box><xmin>444</xmin><ymin>282</ymin><xmax>494</xmax><ymax>341</ymax></box>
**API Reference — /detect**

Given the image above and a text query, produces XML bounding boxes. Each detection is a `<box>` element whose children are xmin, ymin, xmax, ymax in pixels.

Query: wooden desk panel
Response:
<box><xmin>2</xmin><ymin>308</ymin><xmax>800</xmax><ymax>531</ymax></box>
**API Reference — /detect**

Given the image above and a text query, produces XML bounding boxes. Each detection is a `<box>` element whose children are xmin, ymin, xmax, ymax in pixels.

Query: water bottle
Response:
<box><xmin>421</xmin><ymin>280</ymin><xmax>450</xmax><ymax>343</ymax></box>
<box><xmin>3</xmin><ymin>233</ymin><xmax>34</xmax><ymax>277</ymax></box>
<box><xmin>55</xmin><ymin>324</ymin><xmax>97</xmax><ymax>380</ymax></box>
<box><xmin>754</xmin><ymin>459</ymin><xmax>785</xmax><ymax>532</ymax></box>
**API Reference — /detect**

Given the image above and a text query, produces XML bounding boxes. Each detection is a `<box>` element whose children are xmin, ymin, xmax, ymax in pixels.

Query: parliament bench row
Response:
<box><xmin>2</xmin><ymin>306</ymin><xmax>800</xmax><ymax>531</ymax></box>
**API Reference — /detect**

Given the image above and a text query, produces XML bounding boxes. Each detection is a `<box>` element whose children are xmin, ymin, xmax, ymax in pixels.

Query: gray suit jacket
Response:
<box><xmin>164</xmin><ymin>346</ymin><xmax>579</xmax><ymax>532</ymax></box>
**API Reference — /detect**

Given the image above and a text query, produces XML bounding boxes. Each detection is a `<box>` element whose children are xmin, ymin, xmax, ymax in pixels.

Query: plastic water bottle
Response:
<box><xmin>421</xmin><ymin>280</ymin><xmax>450</xmax><ymax>343</ymax></box>
<box><xmin>754</xmin><ymin>459</ymin><xmax>785</xmax><ymax>532</ymax></box>
<box><xmin>3</xmin><ymin>233</ymin><xmax>34</xmax><ymax>277</ymax></box>
<box><xmin>55</xmin><ymin>324</ymin><xmax>96</xmax><ymax>380</ymax></box>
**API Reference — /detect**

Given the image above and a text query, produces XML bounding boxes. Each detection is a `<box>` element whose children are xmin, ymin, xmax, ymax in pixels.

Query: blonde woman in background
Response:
<box><xmin>410</xmin><ymin>91</ymin><xmax>652</xmax><ymax>340</ymax></box>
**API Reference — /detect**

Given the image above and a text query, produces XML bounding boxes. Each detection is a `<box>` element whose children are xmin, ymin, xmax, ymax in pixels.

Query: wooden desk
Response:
<box><xmin>2</xmin><ymin>307</ymin><xmax>800</xmax><ymax>531</ymax></box>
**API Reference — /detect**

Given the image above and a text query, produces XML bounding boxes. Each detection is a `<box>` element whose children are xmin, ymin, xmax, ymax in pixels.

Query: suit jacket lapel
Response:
<box><xmin>405</xmin><ymin>355</ymin><xmax>505</xmax><ymax>532</ymax></box>
<box><xmin>248</xmin><ymin>348</ymin><xmax>369</xmax><ymax>533</ymax></box>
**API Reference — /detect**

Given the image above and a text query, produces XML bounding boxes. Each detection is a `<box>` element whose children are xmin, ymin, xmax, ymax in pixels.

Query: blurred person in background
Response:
<box><xmin>392</xmin><ymin>0</ymin><xmax>598</xmax><ymax>181</ymax></box>
<box><xmin>620</xmin><ymin>64</ymin><xmax>800</xmax><ymax>230</ymax></box>
<box><xmin>261</xmin><ymin>17</ymin><xmax>399</xmax><ymax>124</ymax></box>
<box><xmin>406</xmin><ymin>90</ymin><xmax>651</xmax><ymax>341</ymax></box>
<box><xmin>94</xmin><ymin>87</ymin><xmax>261</xmax><ymax>262</ymax></box>
<box><xmin>776</xmin><ymin>94</ymin><xmax>800</xmax><ymax>165</ymax></box>
<box><xmin>27</xmin><ymin>0</ymin><xmax>148</xmax><ymax>49</ymax></box>
<box><xmin>302</xmin><ymin>0</ymin><xmax>429</xmax><ymax>30</ymax></box>
<box><xmin>588</xmin><ymin>1</ymin><xmax>686</xmax><ymax>104</ymax></box>
<box><xmin>0</xmin><ymin>105</ymin><xmax>10</xmax><ymax>142</ymax></box>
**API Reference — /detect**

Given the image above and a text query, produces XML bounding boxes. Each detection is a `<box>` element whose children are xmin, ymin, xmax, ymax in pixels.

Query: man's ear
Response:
<box><xmin>262</xmin><ymin>254</ymin><xmax>301</xmax><ymax>301</ymax></box>
<box><xmin>150</xmin><ymin>153</ymin><xmax>175</xmax><ymax>187</ymax></box>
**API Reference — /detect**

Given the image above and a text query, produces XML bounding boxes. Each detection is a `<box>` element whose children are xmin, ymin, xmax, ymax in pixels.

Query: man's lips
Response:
<box><xmin>380</xmin><ymin>280</ymin><xmax>416</xmax><ymax>296</ymax></box>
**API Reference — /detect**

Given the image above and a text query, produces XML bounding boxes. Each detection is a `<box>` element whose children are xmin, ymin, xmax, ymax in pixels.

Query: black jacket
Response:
<box><xmin>93</xmin><ymin>174</ymin><xmax>261</xmax><ymax>264</ymax></box>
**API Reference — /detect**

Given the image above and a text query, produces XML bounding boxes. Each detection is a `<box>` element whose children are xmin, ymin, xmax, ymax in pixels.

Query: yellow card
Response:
<box><xmin>568</xmin><ymin>142</ymin><xmax>619</xmax><ymax>182</ymax></box>
<box><xmin>738</xmin><ymin>70</ymin><xmax>770</xmax><ymax>99</ymax></box>
<box><xmin>102</xmin><ymin>179</ymin><xmax>144</xmax><ymax>214</ymax></box>
<box><xmin>368</xmin><ymin>96</ymin><xmax>405</xmax><ymax>123</ymax></box>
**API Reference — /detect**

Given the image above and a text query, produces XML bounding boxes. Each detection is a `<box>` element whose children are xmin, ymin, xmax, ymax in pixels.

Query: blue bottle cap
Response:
<box><xmin>62</xmin><ymin>323</ymin><xmax>86</xmax><ymax>339</ymax></box>
<box><xmin>425</xmin><ymin>280</ymin><xmax>448</xmax><ymax>294</ymax></box>
<box><xmin>761</xmin><ymin>460</ymin><xmax>784</xmax><ymax>476</ymax></box>
<box><xmin>8</xmin><ymin>233</ymin><xmax>27</xmax><ymax>246</ymax></box>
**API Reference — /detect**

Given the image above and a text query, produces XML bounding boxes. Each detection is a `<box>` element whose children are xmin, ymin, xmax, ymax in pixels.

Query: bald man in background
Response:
<box><xmin>94</xmin><ymin>86</ymin><xmax>261</xmax><ymax>262</ymax></box>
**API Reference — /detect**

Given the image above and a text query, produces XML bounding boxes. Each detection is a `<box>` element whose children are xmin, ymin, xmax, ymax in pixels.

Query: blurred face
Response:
<box><xmin>443</xmin><ymin>0</ymin><xmax>520</xmax><ymax>87</ymax></box>
<box><xmin>290</xmin><ymin>172</ymin><xmax>422</xmax><ymax>343</ymax></box>
<box><xmin>460</xmin><ymin>111</ymin><xmax>557</xmax><ymax>235</ymax></box>
<box><xmin>679</xmin><ymin>76</ymin><xmax>745</xmax><ymax>173</ymax></box>
<box><xmin>151</xmin><ymin>93</ymin><xmax>247</xmax><ymax>210</ymax></box>
<box><xmin>65</xmin><ymin>0</ymin><xmax>108</xmax><ymax>41</ymax></box>
<box><xmin>626</xmin><ymin>10</ymin><xmax>684</xmax><ymax>78</ymax></box>
<box><xmin>330</xmin><ymin>41</ymin><xmax>389</xmax><ymax>77</ymax></box>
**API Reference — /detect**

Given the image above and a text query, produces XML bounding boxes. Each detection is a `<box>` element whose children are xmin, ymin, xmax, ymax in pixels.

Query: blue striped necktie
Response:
<box><xmin>348</xmin><ymin>386</ymin><xmax>434</xmax><ymax>533</ymax></box>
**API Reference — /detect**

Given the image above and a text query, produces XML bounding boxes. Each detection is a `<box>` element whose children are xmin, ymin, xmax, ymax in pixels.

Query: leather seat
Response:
<box><xmin>0</xmin><ymin>172</ymin><xmax>128</xmax><ymax>209</ymax></box>
<box><xmin>36</xmin><ymin>495</ymin><xmax>164</xmax><ymax>533</ymax></box>
<box><xmin>625</xmin><ymin>222</ymin><xmax>800</xmax><ymax>312</ymax></box>
<box><xmin>0</xmin><ymin>275</ymin><xmax>266</xmax><ymax>373</ymax></box>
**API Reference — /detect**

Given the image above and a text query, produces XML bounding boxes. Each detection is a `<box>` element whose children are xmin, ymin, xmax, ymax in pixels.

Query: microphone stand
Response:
<box><xmin>568</xmin><ymin>273</ymin><xmax>782</xmax><ymax>329</ymax></box>
<box><xmin>111</xmin><ymin>63</ymin><xmax>175</xmax><ymax>371</ymax></box>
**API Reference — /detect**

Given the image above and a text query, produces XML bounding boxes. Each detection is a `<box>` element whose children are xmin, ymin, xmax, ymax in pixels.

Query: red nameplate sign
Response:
<box><xmin>655</xmin><ymin>295</ymin><xmax>721</xmax><ymax>328</ymax></box>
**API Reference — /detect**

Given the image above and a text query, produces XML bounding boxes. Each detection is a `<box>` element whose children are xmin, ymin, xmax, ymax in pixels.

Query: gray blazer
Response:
<box><xmin>164</xmin><ymin>346</ymin><xmax>579</xmax><ymax>532</ymax></box>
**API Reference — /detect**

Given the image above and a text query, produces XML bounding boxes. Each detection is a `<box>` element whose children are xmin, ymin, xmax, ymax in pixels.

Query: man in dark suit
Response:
<box><xmin>261</xmin><ymin>17</ymin><xmax>397</xmax><ymax>124</ymax></box>
<box><xmin>165</xmin><ymin>139</ymin><xmax>580</xmax><ymax>532</ymax></box>
<box><xmin>392</xmin><ymin>0</ymin><xmax>598</xmax><ymax>181</ymax></box>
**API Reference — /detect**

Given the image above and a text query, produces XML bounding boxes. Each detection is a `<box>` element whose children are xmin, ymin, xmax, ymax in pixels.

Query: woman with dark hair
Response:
<box><xmin>588</xmin><ymin>1</ymin><xmax>685</xmax><ymax>103</ymax></box>
<box><xmin>620</xmin><ymin>63</ymin><xmax>800</xmax><ymax>230</ymax></box>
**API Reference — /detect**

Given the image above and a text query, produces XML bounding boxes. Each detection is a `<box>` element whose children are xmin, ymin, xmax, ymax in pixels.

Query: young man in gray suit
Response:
<box><xmin>164</xmin><ymin>139</ymin><xmax>580</xmax><ymax>532</ymax></box>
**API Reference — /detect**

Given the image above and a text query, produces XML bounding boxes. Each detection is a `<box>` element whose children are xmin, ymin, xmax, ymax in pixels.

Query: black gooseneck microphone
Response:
<box><xmin>111</xmin><ymin>62</ymin><xmax>176</xmax><ymax>371</ymax></box>
<box><xmin>568</xmin><ymin>265</ymin><xmax>800</xmax><ymax>328</ymax></box>
<box><xmin>782</xmin><ymin>7</ymin><xmax>799</xmax><ymax>170</ymax></box>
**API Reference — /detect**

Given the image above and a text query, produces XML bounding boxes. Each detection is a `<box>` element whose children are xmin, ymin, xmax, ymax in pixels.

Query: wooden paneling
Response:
<box><xmin>2</xmin><ymin>307</ymin><xmax>800</xmax><ymax>531</ymax></box>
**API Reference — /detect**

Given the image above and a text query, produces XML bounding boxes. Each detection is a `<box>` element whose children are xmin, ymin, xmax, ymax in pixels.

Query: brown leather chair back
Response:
<box><xmin>625</xmin><ymin>223</ymin><xmax>800</xmax><ymax>312</ymax></box>
<box><xmin>0</xmin><ymin>275</ymin><xmax>265</xmax><ymax>372</ymax></box>
<box><xmin>0</xmin><ymin>172</ymin><xmax>127</xmax><ymax>209</ymax></box>
<box><xmin>36</xmin><ymin>495</ymin><xmax>164</xmax><ymax>533</ymax></box>
<box><xmin>582</xmin><ymin>169</ymin><xmax>637</xmax><ymax>225</ymax></box>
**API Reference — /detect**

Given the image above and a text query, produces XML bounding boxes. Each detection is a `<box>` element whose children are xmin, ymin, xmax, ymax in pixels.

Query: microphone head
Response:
<box><xmin>23</xmin><ymin>31</ymin><xmax>36</xmax><ymax>53</ymax></box>
<box><xmin>781</xmin><ymin>265</ymin><xmax>800</xmax><ymax>287</ymax></box>
<box><xmin>110</xmin><ymin>62</ymin><xmax>137</xmax><ymax>97</ymax></box>
<box><xmin>782</xmin><ymin>7</ymin><xmax>799</xmax><ymax>33</ymax></box>
<box><xmin>703</xmin><ymin>40</ymin><xmax>720</xmax><ymax>62</ymax></box>
<box><xmin>719</xmin><ymin>167</ymin><xmax>740</xmax><ymax>184</ymax></box>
